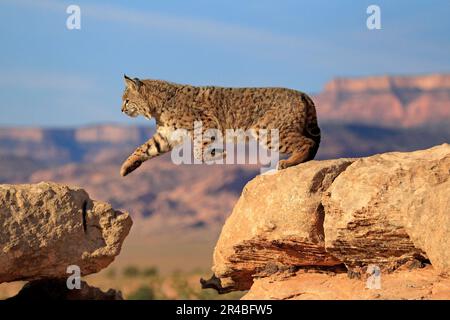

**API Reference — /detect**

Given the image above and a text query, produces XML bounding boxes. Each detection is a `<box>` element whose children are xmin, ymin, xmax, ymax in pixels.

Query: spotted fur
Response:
<box><xmin>120</xmin><ymin>75</ymin><xmax>320</xmax><ymax>176</ymax></box>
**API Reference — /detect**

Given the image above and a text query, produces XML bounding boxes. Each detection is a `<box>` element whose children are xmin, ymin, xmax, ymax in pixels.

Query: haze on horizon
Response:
<box><xmin>1</xmin><ymin>0</ymin><xmax>449</xmax><ymax>127</ymax></box>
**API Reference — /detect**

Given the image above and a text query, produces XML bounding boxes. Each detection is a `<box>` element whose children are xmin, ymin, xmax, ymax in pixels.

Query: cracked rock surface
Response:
<box><xmin>210</xmin><ymin>144</ymin><xmax>450</xmax><ymax>299</ymax></box>
<box><xmin>0</xmin><ymin>182</ymin><xmax>132</xmax><ymax>284</ymax></box>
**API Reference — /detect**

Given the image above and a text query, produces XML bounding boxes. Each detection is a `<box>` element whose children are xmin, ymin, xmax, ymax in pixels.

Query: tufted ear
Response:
<box><xmin>124</xmin><ymin>74</ymin><xmax>143</xmax><ymax>91</ymax></box>
<box><xmin>124</xmin><ymin>74</ymin><xmax>134</xmax><ymax>87</ymax></box>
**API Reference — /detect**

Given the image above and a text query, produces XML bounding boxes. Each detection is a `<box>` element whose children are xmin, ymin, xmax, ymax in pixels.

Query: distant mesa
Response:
<box><xmin>324</xmin><ymin>74</ymin><xmax>450</xmax><ymax>93</ymax></box>
<box><xmin>314</xmin><ymin>73</ymin><xmax>450</xmax><ymax>127</ymax></box>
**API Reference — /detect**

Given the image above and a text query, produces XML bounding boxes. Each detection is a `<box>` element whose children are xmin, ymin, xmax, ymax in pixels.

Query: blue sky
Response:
<box><xmin>0</xmin><ymin>0</ymin><xmax>449</xmax><ymax>127</ymax></box>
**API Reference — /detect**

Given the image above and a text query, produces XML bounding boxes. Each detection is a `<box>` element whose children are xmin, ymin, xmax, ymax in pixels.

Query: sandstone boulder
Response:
<box><xmin>211</xmin><ymin>158</ymin><xmax>355</xmax><ymax>291</ymax></box>
<box><xmin>210</xmin><ymin>144</ymin><xmax>450</xmax><ymax>296</ymax></box>
<box><xmin>0</xmin><ymin>182</ymin><xmax>132</xmax><ymax>283</ymax></box>
<box><xmin>323</xmin><ymin>144</ymin><xmax>450</xmax><ymax>272</ymax></box>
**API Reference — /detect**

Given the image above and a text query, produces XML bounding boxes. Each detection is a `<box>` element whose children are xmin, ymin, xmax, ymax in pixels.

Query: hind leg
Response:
<box><xmin>277</xmin><ymin>136</ymin><xmax>317</xmax><ymax>170</ymax></box>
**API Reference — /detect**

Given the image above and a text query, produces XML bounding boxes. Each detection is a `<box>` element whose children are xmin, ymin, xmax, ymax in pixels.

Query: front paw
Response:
<box><xmin>120</xmin><ymin>157</ymin><xmax>143</xmax><ymax>177</ymax></box>
<box><xmin>276</xmin><ymin>160</ymin><xmax>288</xmax><ymax>170</ymax></box>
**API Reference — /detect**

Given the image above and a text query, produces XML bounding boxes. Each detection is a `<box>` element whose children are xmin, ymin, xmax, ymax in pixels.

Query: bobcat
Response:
<box><xmin>120</xmin><ymin>74</ymin><xmax>321</xmax><ymax>176</ymax></box>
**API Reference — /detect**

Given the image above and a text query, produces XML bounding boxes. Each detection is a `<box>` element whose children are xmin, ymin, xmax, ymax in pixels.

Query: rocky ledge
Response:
<box><xmin>204</xmin><ymin>144</ymin><xmax>450</xmax><ymax>299</ymax></box>
<box><xmin>0</xmin><ymin>182</ymin><xmax>132</xmax><ymax>299</ymax></box>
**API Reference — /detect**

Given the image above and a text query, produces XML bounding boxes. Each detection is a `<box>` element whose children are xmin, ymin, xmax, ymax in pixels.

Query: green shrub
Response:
<box><xmin>123</xmin><ymin>266</ymin><xmax>140</xmax><ymax>277</ymax></box>
<box><xmin>142</xmin><ymin>266</ymin><xmax>159</xmax><ymax>277</ymax></box>
<box><xmin>127</xmin><ymin>285</ymin><xmax>155</xmax><ymax>300</ymax></box>
<box><xmin>171</xmin><ymin>273</ymin><xmax>196</xmax><ymax>299</ymax></box>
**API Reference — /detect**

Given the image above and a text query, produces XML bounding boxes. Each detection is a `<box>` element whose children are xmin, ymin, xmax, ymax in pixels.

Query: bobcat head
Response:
<box><xmin>121</xmin><ymin>74</ymin><xmax>150</xmax><ymax>118</ymax></box>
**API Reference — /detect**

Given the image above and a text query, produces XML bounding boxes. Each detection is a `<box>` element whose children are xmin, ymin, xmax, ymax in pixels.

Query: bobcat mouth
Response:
<box><xmin>123</xmin><ymin>109</ymin><xmax>139</xmax><ymax>118</ymax></box>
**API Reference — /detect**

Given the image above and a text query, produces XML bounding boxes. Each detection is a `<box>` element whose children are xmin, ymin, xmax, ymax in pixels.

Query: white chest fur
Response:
<box><xmin>157</xmin><ymin>126</ymin><xmax>188</xmax><ymax>146</ymax></box>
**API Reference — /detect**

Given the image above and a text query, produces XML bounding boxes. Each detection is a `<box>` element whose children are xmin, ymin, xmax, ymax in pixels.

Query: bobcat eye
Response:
<box><xmin>125</xmin><ymin>99</ymin><xmax>129</xmax><ymax>105</ymax></box>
